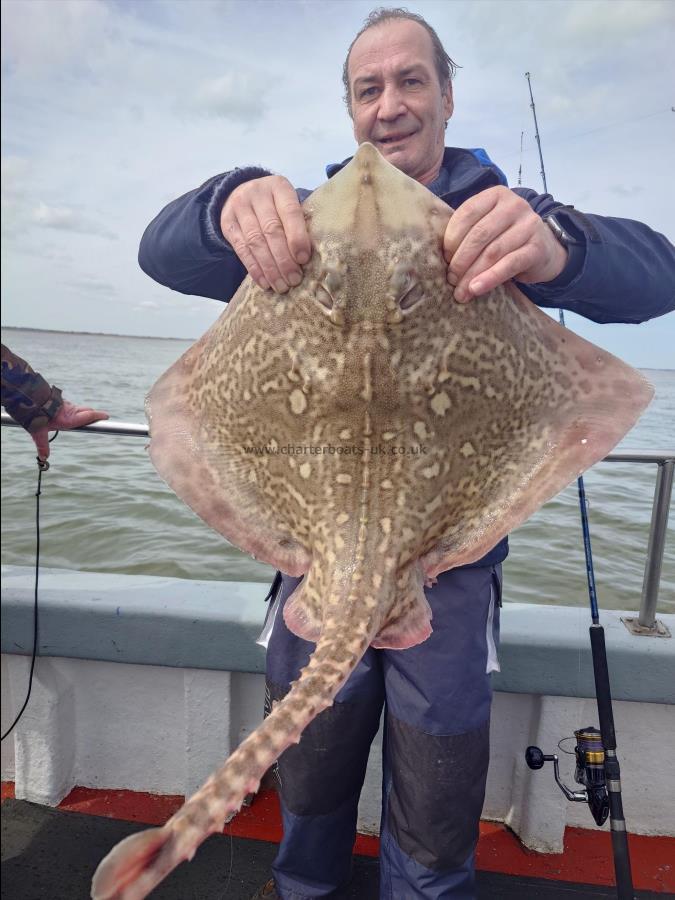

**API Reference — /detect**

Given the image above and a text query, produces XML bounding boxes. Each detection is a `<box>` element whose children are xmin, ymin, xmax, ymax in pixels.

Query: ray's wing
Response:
<box><xmin>145</xmin><ymin>281</ymin><xmax>312</xmax><ymax>576</ymax></box>
<box><xmin>419</xmin><ymin>283</ymin><xmax>653</xmax><ymax>576</ymax></box>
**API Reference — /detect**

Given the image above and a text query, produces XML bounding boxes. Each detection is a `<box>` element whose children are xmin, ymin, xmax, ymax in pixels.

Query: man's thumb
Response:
<box><xmin>33</xmin><ymin>431</ymin><xmax>50</xmax><ymax>460</ymax></box>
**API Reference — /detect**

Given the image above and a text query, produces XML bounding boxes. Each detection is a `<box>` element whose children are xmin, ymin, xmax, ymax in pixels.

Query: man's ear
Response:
<box><xmin>443</xmin><ymin>81</ymin><xmax>454</xmax><ymax>121</ymax></box>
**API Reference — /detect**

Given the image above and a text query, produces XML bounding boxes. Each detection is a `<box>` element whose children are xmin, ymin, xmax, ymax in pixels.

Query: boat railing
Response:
<box><xmin>2</xmin><ymin>411</ymin><xmax>673</xmax><ymax>637</ymax></box>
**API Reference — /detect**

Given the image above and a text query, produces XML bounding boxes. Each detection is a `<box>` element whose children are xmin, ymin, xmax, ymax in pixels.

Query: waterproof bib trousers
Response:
<box><xmin>264</xmin><ymin>564</ymin><xmax>502</xmax><ymax>900</ymax></box>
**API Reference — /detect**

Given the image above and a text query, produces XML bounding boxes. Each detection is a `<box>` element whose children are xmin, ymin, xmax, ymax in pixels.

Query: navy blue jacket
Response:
<box><xmin>138</xmin><ymin>147</ymin><xmax>675</xmax><ymax>567</ymax></box>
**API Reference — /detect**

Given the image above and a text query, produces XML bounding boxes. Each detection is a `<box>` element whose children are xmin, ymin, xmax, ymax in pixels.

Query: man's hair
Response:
<box><xmin>342</xmin><ymin>7</ymin><xmax>459</xmax><ymax>116</ymax></box>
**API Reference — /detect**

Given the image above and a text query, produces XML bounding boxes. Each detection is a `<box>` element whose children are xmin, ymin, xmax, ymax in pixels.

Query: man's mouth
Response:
<box><xmin>378</xmin><ymin>131</ymin><xmax>416</xmax><ymax>145</ymax></box>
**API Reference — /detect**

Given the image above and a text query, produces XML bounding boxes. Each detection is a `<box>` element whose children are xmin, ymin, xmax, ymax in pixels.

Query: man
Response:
<box><xmin>138</xmin><ymin>9</ymin><xmax>674</xmax><ymax>899</ymax></box>
<box><xmin>1</xmin><ymin>344</ymin><xmax>108</xmax><ymax>460</ymax></box>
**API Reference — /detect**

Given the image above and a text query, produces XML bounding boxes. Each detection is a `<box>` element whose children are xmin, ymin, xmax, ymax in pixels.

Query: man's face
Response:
<box><xmin>348</xmin><ymin>19</ymin><xmax>454</xmax><ymax>186</ymax></box>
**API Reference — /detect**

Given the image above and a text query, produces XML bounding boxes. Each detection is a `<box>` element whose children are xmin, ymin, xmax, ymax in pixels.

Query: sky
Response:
<box><xmin>1</xmin><ymin>0</ymin><xmax>674</xmax><ymax>367</ymax></box>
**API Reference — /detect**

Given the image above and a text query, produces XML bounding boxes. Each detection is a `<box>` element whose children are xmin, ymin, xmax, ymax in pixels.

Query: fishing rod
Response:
<box><xmin>522</xmin><ymin>72</ymin><xmax>635</xmax><ymax>900</ymax></box>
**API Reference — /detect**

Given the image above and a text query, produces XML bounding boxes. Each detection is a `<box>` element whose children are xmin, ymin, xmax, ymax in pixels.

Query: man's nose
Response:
<box><xmin>377</xmin><ymin>85</ymin><xmax>406</xmax><ymax>120</ymax></box>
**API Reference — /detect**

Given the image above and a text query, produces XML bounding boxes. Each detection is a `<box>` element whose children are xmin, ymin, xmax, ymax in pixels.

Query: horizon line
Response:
<box><xmin>1</xmin><ymin>325</ymin><xmax>196</xmax><ymax>343</ymax></box>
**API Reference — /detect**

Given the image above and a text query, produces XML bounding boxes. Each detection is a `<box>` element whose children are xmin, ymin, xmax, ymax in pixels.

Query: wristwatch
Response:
<box><xmin>543</xmin><ymin>212</ymin><xmax>575</xmax><ymax>249</ymax></box>
<box><xmin>542</xmin><ymin>212</ymin><xmax>575</xmax><ymax>250</ymax></box>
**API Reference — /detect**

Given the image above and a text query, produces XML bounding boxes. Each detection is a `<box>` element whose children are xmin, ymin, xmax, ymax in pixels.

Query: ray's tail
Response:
<box><xmin>90</xmin><ymin>615</ymin><xmax>377</xmax><ymax>900</ymax></box>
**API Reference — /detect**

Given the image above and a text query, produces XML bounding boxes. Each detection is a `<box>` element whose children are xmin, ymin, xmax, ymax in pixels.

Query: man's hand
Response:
<box><xmin>221</xmin><ymin>176</ymin><xmax>312</xmax><ymax>293</ymax></box>
<box><xmin>32</xmin><ymin>400</ymin><xmax>109</xmax><ymax>460</ymax></box>
<box><xmin>443</xmin><ymin>187</ymin><xmax>568</xmax><ymax>302</ymax></box>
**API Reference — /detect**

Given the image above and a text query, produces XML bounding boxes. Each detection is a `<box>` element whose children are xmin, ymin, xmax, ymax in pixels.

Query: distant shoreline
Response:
<box><xmin>1</xmin><ymin>325</ymin><xmax>194</xmax><ymax>342</ymax></box>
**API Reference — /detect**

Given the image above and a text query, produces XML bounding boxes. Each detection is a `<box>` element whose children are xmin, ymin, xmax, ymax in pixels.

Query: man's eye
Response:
<box><xmin>404</xmin><ymin>78</ymin><xmax>421</xmax><ymax>87</ymax></box>
<box><xmin>359</xmin><ymin>87</ymin><xmax>378</xmax><ymax>99</ymax></box>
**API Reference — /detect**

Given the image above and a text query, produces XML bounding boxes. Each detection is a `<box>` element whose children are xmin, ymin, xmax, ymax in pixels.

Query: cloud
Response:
<box><xmin>1</xmin><ymin>156</ymin><xmax>32</xmax><ymax>235</ymax></box>
<box><xmin>1</xmin><ymin>155</ymin><xmax>31</xmax><ymax>196</ymax></box>
<box><xmin>298</xmin><ymin>126</ymin><xmax>328</xmax><ymax>143</ymax></box>
<box><xmin>561</xmin><ymin>0</ymin><xmax>673</xmax><ymax>41</ymax></box>
<box><xmin>608</xmin><ymin>184</ymin><xmax>645</xmax><ymax>198</ymax></box>
<box><xmin>450</xmin><ymin>0</ymin><xmax>674</xmax><ymax>122</ymax></box>
<box><xmin>1</xmin><ymin>0</ymin><xmax>112</xmax><ymax>75</ymax></box>
<box><xmin>32</xmin><ymin>203</ymin><xmax>118</xmax><ymax>240</ymax></box>
<box><xmin>67</xmin><ymin>276</ymin><xmax>119</xmax><ymax>297</ymax></box>
<box><xmin>189</xmin><ymin>72</ymin><xmax>268</xmax><ymax>122</ymax></box>
<box><xmin>2</xmin><ymin>241</ymin><xmax>76</xmax><ymax>264</ymax></box>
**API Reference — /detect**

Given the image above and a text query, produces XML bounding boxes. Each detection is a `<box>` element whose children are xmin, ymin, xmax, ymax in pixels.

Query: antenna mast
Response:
<box><xmin>525</xmin><ymin>72</ymin><xmax>548</xmax><ymax>193</ymax></box>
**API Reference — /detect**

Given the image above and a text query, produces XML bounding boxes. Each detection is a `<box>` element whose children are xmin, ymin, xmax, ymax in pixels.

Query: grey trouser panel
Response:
<box><xmin>383</xmin><ymin>715</ymin><xmax>490</xmax><ymax>871</ymax></box>
<box><xmin>266</xmin><ymin>564</ymin><xmax>501</xmax><ymax>896</ymax></box>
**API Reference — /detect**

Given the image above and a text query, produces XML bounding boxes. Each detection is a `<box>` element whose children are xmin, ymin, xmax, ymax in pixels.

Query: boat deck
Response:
<box><xmin>2</xmin><ymin>798</ymin><xmax>667</xmax><ymax>900</ymax></box>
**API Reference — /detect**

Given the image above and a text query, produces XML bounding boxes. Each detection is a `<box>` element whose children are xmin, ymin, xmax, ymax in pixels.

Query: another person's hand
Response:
<box><xmin>220</xmin><ymin>176</ymin><xmax>312</xmax><ymax>294</ymax></box>
<box><xmin>32</xmin><ymin>400</ymin><xmax>109</xmax><ymax>460</ymax></box>
<box><xmin>443</xmin><ymin>186</ymin><xmax>568</xmax><ymax>303</ymax></box>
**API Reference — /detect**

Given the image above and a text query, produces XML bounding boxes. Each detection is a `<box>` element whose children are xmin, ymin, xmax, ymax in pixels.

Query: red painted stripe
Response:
<box><xmin>57</xmin><ymin>785</ymin><xmax>183</xmax><ymax>826</ymax></box>
<box><xmin>475</xmin><ymin>819</ymin><xmax>674</xmax><ymax>894</ymax></box>
<box><xmin>2</xmin><ymin>782</ymin><xmax>673</xmax><ymax>893</ymax></box>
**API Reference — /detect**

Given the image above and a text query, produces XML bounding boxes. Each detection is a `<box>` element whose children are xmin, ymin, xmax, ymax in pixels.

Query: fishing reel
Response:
<box><xmin>525</xmin><ymin>726</ymin><xmax>610</xmax><ymax>827</ymax></box>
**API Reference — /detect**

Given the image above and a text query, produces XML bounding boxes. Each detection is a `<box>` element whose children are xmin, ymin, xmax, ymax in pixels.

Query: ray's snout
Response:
<box><xmin>353</xmin><ymin>141</ymin><xmax>387</xmax><ymax>187</ymax></box>
<box><xmin>304</xmin><ymin>143</ymin><xmax>449</xmax><ymax>327</ymax></box>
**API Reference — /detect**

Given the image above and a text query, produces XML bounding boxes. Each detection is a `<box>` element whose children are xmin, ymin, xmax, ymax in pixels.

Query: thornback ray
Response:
<box><xmin>91</xmin><ymin>142</ymin><xmax>653</xmax><ymax>899</ymax></box>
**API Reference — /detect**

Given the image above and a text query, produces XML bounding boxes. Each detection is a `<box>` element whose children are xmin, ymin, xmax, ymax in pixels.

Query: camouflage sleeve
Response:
<box><xmin>1</xmin><ymin>343</ymin><xmax>63</xmax><ymax>434</ymax></box>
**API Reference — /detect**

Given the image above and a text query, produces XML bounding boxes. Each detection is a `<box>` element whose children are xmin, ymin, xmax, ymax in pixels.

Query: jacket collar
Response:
<box><xmin>326</xmin><ymin>146</ymin><xmax>508</xmax><ymax>207</ymax></box>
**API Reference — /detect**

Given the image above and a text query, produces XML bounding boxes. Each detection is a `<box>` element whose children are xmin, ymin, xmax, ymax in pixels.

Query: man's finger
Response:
<box><xmin>272</xmin><ymin>181</ymin><xmax>312</xmax><ymax>266</ymax></box>
<box><xmin>251</xmin><ymin>192</ymin><xmax>304</xmax><ymax>291</ymax></box>
<box><xmin>455</xmin><ymin>247</ymin><xmax>533</xmax><ymax>302</ymax></box>
<box><xmin>226</xmin><ymin>220</ymin><xmax>271</xmax><ymax>290</ymax></box>
<box><xmin>50</xmin><ymin>401</ymin><xmax>109</xmax><ymax>430</ymax></box>
<box><xmin>235</xmin><ymin>203</ymin><xmax>289</xmax><ymax>291</ymax></box>
<box><xmin>451</xmin><ymin>222</ymin><xmax>532</xmax><ymax>299</ymax></box>
<box><xmin>447</xmin><ymin>206</ymin><xmax>525</xmax><ymax>285</ymax></box>
<box><xmin>32</xmin><ymin>430</ymin><xmax>50</xmax><ymax>459</ymax></box>
<box><xmin>70</xmin><ymin>409</ymin><xmax>110</xmax><ymax>428</ymax></box>
<box><xmin>443</xmin><ymin>190</ymin><xmax>501</xmax><ymax>262</ymax></box>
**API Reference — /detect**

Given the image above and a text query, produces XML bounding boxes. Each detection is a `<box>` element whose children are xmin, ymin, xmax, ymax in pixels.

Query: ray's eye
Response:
<box><xmin>325</xmin><ymin>270</ymin><xmax>341</xmax><ymax>293</ymax></box>
<box><xmin>316</xmin><ymin>268</ymin><xmax>342</xmax><ymax>311</ymax></box>
<box><xmin>316</xmin><ymin>283</ymin><xmax>334</xmax><ymax>310</ymax></box>
<box><xmin>399</xmin><ymin>281</ymin><xmax>425</xmax><ymax>310</ymax></box>
<box><xmin>391</xmin><ymin>265</ymin><xmax>425</xmax><ymax>312</ymax></box>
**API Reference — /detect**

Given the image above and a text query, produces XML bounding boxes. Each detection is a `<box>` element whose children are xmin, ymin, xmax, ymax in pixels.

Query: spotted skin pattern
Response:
<box><xmin>91</xmin><ymin>144</ymin><xmax>653</xmax><ymax>899</ymax></box>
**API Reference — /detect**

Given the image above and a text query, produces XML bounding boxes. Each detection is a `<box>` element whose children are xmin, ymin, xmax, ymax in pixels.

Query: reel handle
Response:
<box><xmin>525</xmin><ymin>746</ymin><xmax>587</xmax><ymax>802</ymax></box>
<box><xmin>525</xmin><ymin>745</ymin><xmax>553</xmax><ymax>770</ymax></box>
